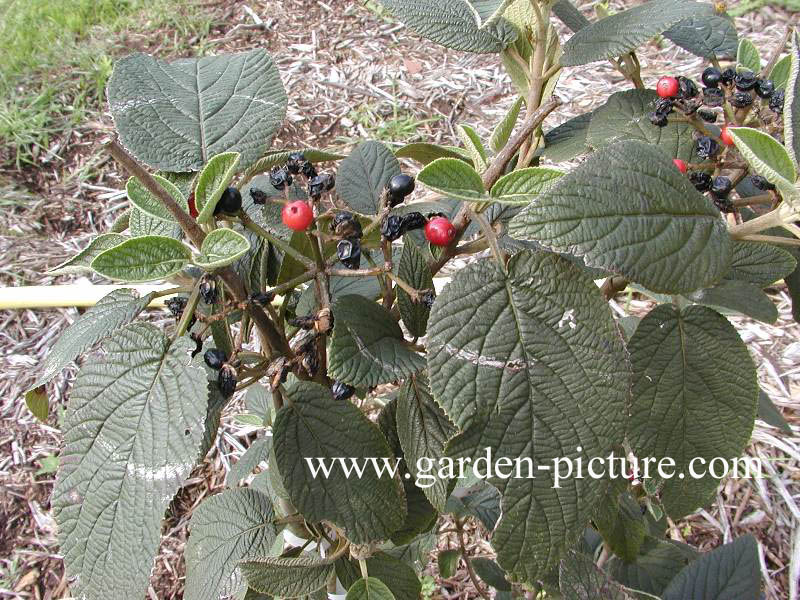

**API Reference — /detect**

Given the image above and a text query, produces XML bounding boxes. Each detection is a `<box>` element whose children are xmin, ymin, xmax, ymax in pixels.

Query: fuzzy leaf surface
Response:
<box><xmin>91</xmin><ymin>235</ymin><xmax>191</xmax><ymax>282</ymax></box>
<box><xmin>337</xmin><ymin>141</ymin><xmax>401</xmax><ymax>215</ymax></box>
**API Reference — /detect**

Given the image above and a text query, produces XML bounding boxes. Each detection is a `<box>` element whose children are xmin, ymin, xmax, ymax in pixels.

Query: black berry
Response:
<box><xmin>218</xmin><ymin>364</ymin><xmax>237</xmax><ymax>398</ymax></box>
<box><xmin>697</xmin><ymin>109</ymin><xmax>717</xmax><ymax>123</ymax></box>
<box><xmin>381</xmin><ymin>215</ymin><xmax>404</xmax><ymax>242</ymax></box>
<box><xmin>270</xmin><ymin>167</ymin><xmax>293</xmax><ymax>190</ymax></box>
<box><xmin>166</xmin><ymin>296</ymin><xmax>188</xmax><ymax>319</ymax></box>
<box><xmin>308</xmin><ymin>173</ymin><xmax>335</xmax><ymax>198</ymax></box>
<box><xmin>769</xmin><ymin>89</ymin><xmax>785</xmax><ymax>113</ymax></box>
<box><xmin>701</xmin><ymin>67</ymin><xmax>722</xmax><ymax>88</ymax></box>
<box><xmin>755</xmin><ymin>79</ymin><xmax>775</xmax><ymax>99</ymax></box>
<box><xmin>250</xmin><ymin>187</ymin><xmax>268</xmax><ymax>205</ymax></box>
<box><xmin>386</xmin><ymin>174</ymin><xmax>415</xmax><ymax>206</ymax></box>
<box><xmin>190</xmin><ymin>333</ymin><xmax>203</xmax><ymax>358</ymax></box>
<box><xmin>199</xmin><ymin>275</ymin><xmax>219</xmax><ymax>305</ymax></box>
<box><xmin>734</xmin><ymin>71</ymin><xmax>757</xmax><ymax>91</ymax></box>
<box><xmin>730</xmin><ymin>91</ymin><xmax>754</xmax><ymax>108</ymax></box>
<box><xmin>204</xmin><ymin>348</ymin><xmax>228</xmax><ymax>370</ymax></box>
<box><xmin>331</xmin><ymin>211</ymin><xmax>363</xmax><ymax>239</ymax></box>
<box><xmin>400</xmin><ymin>211</ymin><xmax>427</xmax><ymax>234</ymax></box>
<box><xmin>332</xmin><ymin>381</ymin><xmax>355</xmax><ymax>401</ymax></box>
<box><xmin>421</xmin><ymin>290</ymin><xmax>436</xmax><ymax>309</ymax></box>
<box><xmin>215</xmin><ymin>187</ymin><xmax>242</xmax><ymax>215</ymax></box>
<box><xmin>720</xmin><ymin>68</ymin><xmax>736</xmax><ymax>85</ymax></box>
<box><xmin>649</xmin><ymin>111</ymin><xmax>669</xmax><ymax>127</ymax></box>
<box><xmin>696</xmin><ymin>136</ymin><xmax>719</xmax><ymax>159</ymax></box>
<box><xmin>250</xmin><ymin>291</ymin><xmax>275</xmax><ymax>306</ymax></box>
<box><xmin>286</xmin><ymin>152</ymin><xmax>306</xmax><ymax>174</ymax></box>
<box><xmin>301</xmin><ymin>161</ymin><xmax>317</xmax><ymax>179</ymax></box>
<box><xmin>702</xmin><ymin>87</ymin><xmax>725</xmax><ymax>107</ymax></box>
<box><xmin>689</xmin><ymin>171</ymin><xmax>713</xmax><ymax>192</ymax></box>
<box><xmin>751</xmin><ymin>175</ymin><xmax>776</xmax><ymax>191</ymax></box>
<box><xmin>678</xmin><ymin>76</ymin><xmax>699</xmax><ymax>99</ymax></box>
<box><xmin>337</xmin><ymin>238</ymin><xmax>361</xmax><ymax>270</ymax></box>
<box><xmin>711</xmin><ymin>176</ymin><xmax>733</xmax><ymax>197</ymax></box>
<box><xmin>654</xmin><ymin>98</ymin><xmax>674</xmax><ymax>116</ymax></box>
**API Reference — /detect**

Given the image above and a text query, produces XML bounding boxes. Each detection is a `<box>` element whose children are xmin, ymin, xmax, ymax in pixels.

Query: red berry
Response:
<box><xmin>673</xmin><ymin>158</ymin><xmax>688</xmax><ymax>173</ymax></box>
<box><xmin>282</xmin><ymin>201</ymin><xmax>314</xmax><ymax>231</ymax></box>
<box><xmin>720</xmin><ymin>126</ymin><xmax>734</xmax><ymax>146</ymax></box>
<box><xmin>656</xmin><ymin>76</ymin><xmax>680</xmax><ymax>98</ymax></box>
<box><xmin>424</xmin><ymin>217</ymin><xmax>456</xmax><ymax>246</ymax></box>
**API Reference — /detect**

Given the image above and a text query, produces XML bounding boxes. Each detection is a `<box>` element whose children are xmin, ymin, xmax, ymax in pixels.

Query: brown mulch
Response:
<box><xmin>1</xmin><ymin>1</ymin><xmax>798</xmax><ymax>599</ymax></box>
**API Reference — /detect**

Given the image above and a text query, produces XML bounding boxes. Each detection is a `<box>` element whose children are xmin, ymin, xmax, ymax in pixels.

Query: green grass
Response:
<box><xmin>0</xmin><ymin>0</ymin><xmax>214</xmax><ymax>168</ymax></box>
<box><xmin>340</xmin><ymin>100</ymin><xmax>441</xmax><ymax>146</ymax></box>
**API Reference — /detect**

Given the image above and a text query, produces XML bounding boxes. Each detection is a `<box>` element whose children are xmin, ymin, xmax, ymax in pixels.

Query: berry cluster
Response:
<box><xmin>651</xmin><ymin>66</ymin><xmax>784</xmax><ymax>212</ymax></box>
<box><xmin>203</xmin><ymin>348</ymin><xmax>238</xmax><ymax>398</ymax></box>
<box><xmin>332</xmin><ymin>211</ymin><xmax>364</xmax><ymax>270</ymax></box>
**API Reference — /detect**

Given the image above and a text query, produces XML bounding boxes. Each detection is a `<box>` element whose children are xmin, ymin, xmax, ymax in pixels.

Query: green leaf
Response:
<box><xmin>126</xmin><ymin>174</ymin><xmax>188</xmax><ymax>222</ymax></box>
<box><xmin>510</xmin><ymin>140</ymin><xmax>731</xmax><ymax>294</ymax></box>
<box><xmin>558</xmin><ymin>551</ymin><xmax>634</xmax><ymax>599</ymax></box>
<box><xmin>457</xmin><ymin>124</ymin><xmax>489</xmax><ymax>172</ymax></box>
<box><xmin>417</xmin><ymin>158</ymin><xmax>486</xmax><ymax>201</ymax></box>
<box><xmin>552</xmin><ymin>0</ymin><xmax>590</xmax><ymax>33</ymax></box>
<box><xmin>396</xmin><ymin>243</ymin><xmax>434</xmax><ymax>337</ymax></box>
<box><xmin>541</xmin><ymin>111</ymin><xmax>593</xmax><ymax>162</ymax></box>
<box><xmin>664</xmin><ymin>14</ymin><xmax>737</xmax><ymax>59</ymax></box>
<box><xmin>328</xmin><ymin>295</ymin><xmax>425</xmax><ymax>387</ymax></box>
<box><xmin>240</xmin><ymin>555</ymin><xmax>334</xmax><ymax>598</ymax></box>
<box><xmin>273</xmin><ymin>381</ymin><xmax>406</xmax><ymax>543</ymax></box>
<box><xmin>195</xmin><ymin>228</ymin><xmax>251</xmax><ymax>268</ymax></box>
<box><xmin>377</xmin><ymin>0</ymin><xmax>517</xmax><ymax>53</ymax></box>
<box><xmin>594</xmin><ymin>491</ymin><xmax>647</xmax><ymax>562</ymax></box>
<box><xmin>438</xmin><ymin>549</ymin><xmax>461</xmax><ymax>578</ymax></box>
<box><xmin>185</xmin><ymin>488</ymin><xmax>276</xmax><ymax>600</ymax></box>
<box><xmin>25</xmin><ymin>386</ymin><xmax>48</xmax><ymax>422</ymax></box>
<box><xmin>394</xmin><ymin>143</ymin><xmax>470</xmax><ymax>166</ymax></box>
<box><xmin>346</xmin><ymin>577</ymin><xmax>395</xmax><ymax>600</ymax></box>
<box><xmin>48</xmin><ymin>233</ymin><xmax>127</xmax><ymax>275</ymax></box>
<box><xmin>337</xmin><ymin>141</ymin><xmax>401</xmax><ymax>215</ymax></box>
<box><xmin>728</xmin><ymin>127</ymin><xmax>797</xmax><ymax>203</ymax></box>
<box><xmin>427</xmin><ymin>251</ymin><xmax>628</xmax><ymax>582</ymax></box>
<box><xmin>785</xmin><ymin>30</ymin><xmax>800</xmax><ymax>168</ymax></box>
<box><xmin>686</xmin><ymin>280</ymin><xmax>779</xmax><ymax>323</ymax></box>
<box><xmin>586</xmin><ymin>89</ymin><xmax>698</xmax><ymax>161</ymax></box>
<box><xmin>52</xmin><ymin>324</ymin><xmax>209</xmax><ymax>600</ymax></box>
<box><xmin>129</xmin><ymin>207</ymin><xmax>182</xmax><ymax>238</ymax></box>
<box><xmin>384</xmin><ymin>531</ymin><xmax>438</xmax><ymax>574</ymax></box>
<box><xmin>396</xmin><ymin>373</ymin><xmax>457</xmax><ymax>511</ymax></box>
<box><xmin>24</xmin><ymin>288</ymin><xmax>155</xmax><ymax>403</ymax></box>
<box><xmin>245</xmin><ymin>384</ymin><xmax>273</xmax><ymax>426</ymax></box>
<box><xmin>560</xmin><ymin>0</ymin><xmax>710</xmax><ymax>66</ymax></box>
<box><xmin>770</xmin><ymin>54</ymin><xmax>792</xmax><ymax>91</ymax></box>
<box><xmin>390</xmin><ymin>482</ymin><xmax>438</xmax><ymax>545</ymax></box>
<box><xmin>737</xmin><ymin>38</ymin><xmax>761</xmax><ymax>73</ymax></box>
<box><xmin>110</xmin><ymin>210</ymin><xmax>130</xmax><ymax>233</ymax></box>
<box><xmin>608</xmin><ymin>538</ymin><xmax>693</xmax><ymax>596</ymax></box>
<box><xmin>472</xmin><ymin>558</ymin><xmax>511</xmax><ymax>591</ymax></box>
<box><xmin>108</xmin><ymin>50</ymin><xmax>287</xmax><ymax>171</ymax></box>
<box><xmin>490</xmin><ymin>97</ymin><xmax>523</xmax><ymax>153</ymax></box>
<box><xmin>91</xmin><ymin>235</ymin><xmax>191</xmax><ymax>282</ymax></box>
<box><xmin>490</xmin><ymin>167</ymin><xmax>564</xmax><ymax>204</ymax></box>
<box><xmin>757</xmin><ymin>389</ymin><xmax>792</xmax><ymax>434</ymax></box>
<box><xmin>662</xmin><ymin>536</ymin><xmax>761</xmax><ymax>600</ymax></box>
<box><xmin>241</xmin><ymin>149</ymin><xmax>346</xmax><ymax>182</ymax></box>
<box><xmin>195</xmin><ymin>152</ymin><xmax>242</xmax><ymax>223</ymax></box>
<box><xmin>725</xmin><ymin>240</ymin><xmax>797</xmax><ymax>286</ymax></box>
<box><xmin>335</xmin><ymin>552</ymin><xmax>421</xmax><ymax>600</ymax></box>
<box><xmin>227</xmin><ymin>437</ymin><xmax>273</xmax><ymax>485</ymax></box>
<box><xmin>627</xmin><ymin>305</ymin><xmax>758</xmax><ymax>518</ymax></box>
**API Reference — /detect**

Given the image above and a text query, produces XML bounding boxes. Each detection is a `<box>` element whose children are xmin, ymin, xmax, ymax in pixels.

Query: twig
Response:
<box><xmin>456</xmin><ymin>518</ymin><xmax>490</xmax><ymax>600</ymax></box>
<box><xmin>762</xmin><ymin>27</ymin><xmax>793</xmax><ymax>79</ymax></box>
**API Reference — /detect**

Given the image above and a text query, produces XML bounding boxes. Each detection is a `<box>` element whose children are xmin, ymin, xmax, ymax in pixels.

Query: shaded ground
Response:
<box><xmin>1</xmin><ymin>1</ymin><xmax>799</xmax><ymax>598</ymax></box>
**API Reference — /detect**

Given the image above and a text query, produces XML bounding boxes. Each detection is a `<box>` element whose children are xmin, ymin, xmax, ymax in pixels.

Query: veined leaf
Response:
<box><xmin>195</xmin><ymin>228</ymin><xmax>251</xmax><ymax>269</ymax></box>
<box><xmin>335</xmin><ymin>552</ymin><xmax>421</xmax><ymax>600</ymax></box>
<box><xmin>770</xmin><ymin>54</ymin><xmax>791</xmax><ymax>91</ymax></box>
<box><xmin>418</xmin><ymin>158</ymin><xmax>486</xmax><ymax>201</ymax></box>
<box><xmin>108</xmin><ymin>50</ymin><xmax>287</xmax><ymax>171</ymax></box>
<box><xmin>541</xmin><ymin>111</ymin><xmax>594</xmax><ymax>162</ymax></box>
<box><xmin>608</xmin><ymin>538</ymin><xmax>693</xmax><ymax>596</ymax></box>
<box><xmin>48</xmin><ymin>233</ymin><xmax>127</xmax><ymax>275</ymax></box>
<box><xmin>627</xmin><ymin>305</ymin><xmax>758</xmax><ymax>518</ymax></box>
<box><xmin>560</xmin><ymin>0</ymin><xmax>710</xmax><ymax>66</ymax></box>
<box><xmin>91</xmin><ymin>235</ymin><xmax>191</xmax><ymax>282</ymax></box>
<box><xmin>552</xmin><ymin>0</ymin><xmax>590</xmax><ymax>33</ymax></box>
<box><xmin>490</xmin><ymin>167</ymin><xmax>564</xmax><ymax>204</ymax></box>
<box><xmin>686</xmin><ymin>280</ymin><xmax>779</xmax><ymax>323</ymax></box>
<box><xmin>438</xmin><ymin>550</ymin><xmax>461</xmax><ymax>578</ymax></box>
<box><xmin>394</xmin><ymin>143</ymin><xmax>470</xmax><ymax>166</ymax></box>
<box><xmin>273</xmin><ymin>381</ymin><xmax>406</xmax><ymax>543</ymax></box>
<box><xmin>338</xmin><ymin>141</ymin><xmax>401</xmax><ymax>214</ymax></box>
<box><xmin>377</xmin><ymin>0</ymin><xmax>517</xmax><ymax>54</ymax></box>
<box><xmin>129</xmin><ymin>207</ymin><xmax>183</xmax><ymax>238</ymax></box>
<box><xmin>328</xmin><ymin>295</ymin><xmax>425</xmax><ymax>387</ymax></box>
<box><xmin>195</xmin><ymin>152</ymin><xmax>241</xmax><ymax>223</ymax></box>
<box><xmin>728</xmin><ymin>127</ymin><xmax>797</xmax><ymax>205</ymax></box>
<box><xmin>240</xmin><ymin>554</ymin><xmax>335</xmax><ymax>598</ymax></box>
<box><xmin>227</xmin><ymin>437</ymin><xmax>273</xmax><ymax>485</ymax></box>
<box><xmin>185</xmin><ymin>488</ymin><xmax>276</xmax><ymax>600</ymax></box>
<box><xmin>126</xmin><ymin>174</ymin><xmax>188</xmax><ymax>222</ymax></box>
<box><xmin>471</xmin><ymin>557</ymin><xmax>511</xmax><ymax>591</ymax></box>
<box><xmin>664</xmin><ymin>13</ymin><xmax>737</xmax><ymax>59</ymax></box>
<box><xmin>490</xmin><ymin>97</ymin><xmax>523</xmax><ymax>153</ymax></box>
<box><xmin>457</xmin><ymin>124</ymin><xmax>489</xmax><ymax>172</ymax></box>
<box><xmin>559</xmin><ymin>551</ymin><xmax>634</xmax><ymax>599</ymax></box>
<box><xmin>662</xmin><ymin>536</ymin><xmax>761</xmax><ymax>600</ymax></box>
<box><xmin>785</xmin><ymin>30</ymin><xmax>800</xmax><ymax>169</ymax></box>
<box><xmin>53</xmin><ymin>324</ymin><xmax>209</xmax><ymax>600</ymax></box>
<box><xmin>396</xmin><ymin>242</ymin><xmax>434</xmax><ymax>337</ymax></box>
<box><xmin>757</xmin><ymin>389</ymin><xmax>792</xmax><ymax>434</ymax></box>
<box><xmin>346</xmin><ymin>577</ymin><xmax>395</xmax><ymax>600</ymax></box>
<box><xmin>737</xmin><ymin>38</ymin><xmax>761</xmax><ymax>73</ymax></box>
<box><xmin>509</xmin><ymin>140</ymin><xmax>731</xmax><ymax>294</ymax></box>
<box><xmin>725</xmin><ymin>240</ymin><xmax>797</xmax><ymax>287</ymax></box>
<box><xmin>24</xmin><ymin>288</ymin><xmax>155</xmax><ymax>406</ymax></box>
<box><xmin>427</xmin><ymin>251</ymin><xmax>628</xmax><ymax>582</ymax></box>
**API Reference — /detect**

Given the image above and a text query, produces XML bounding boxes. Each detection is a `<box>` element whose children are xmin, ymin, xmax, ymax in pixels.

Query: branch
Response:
<box><xmin>762</xmin><ymin>27</ymin><xmax>793</xmax><ymax>79</ymax></box>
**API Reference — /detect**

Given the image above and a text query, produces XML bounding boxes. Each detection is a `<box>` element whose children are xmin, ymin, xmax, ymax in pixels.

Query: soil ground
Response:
<box><xmin>1</xmin><ymin>1</ymin><xmax>798</xmax><ymax>599</ymax></box>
